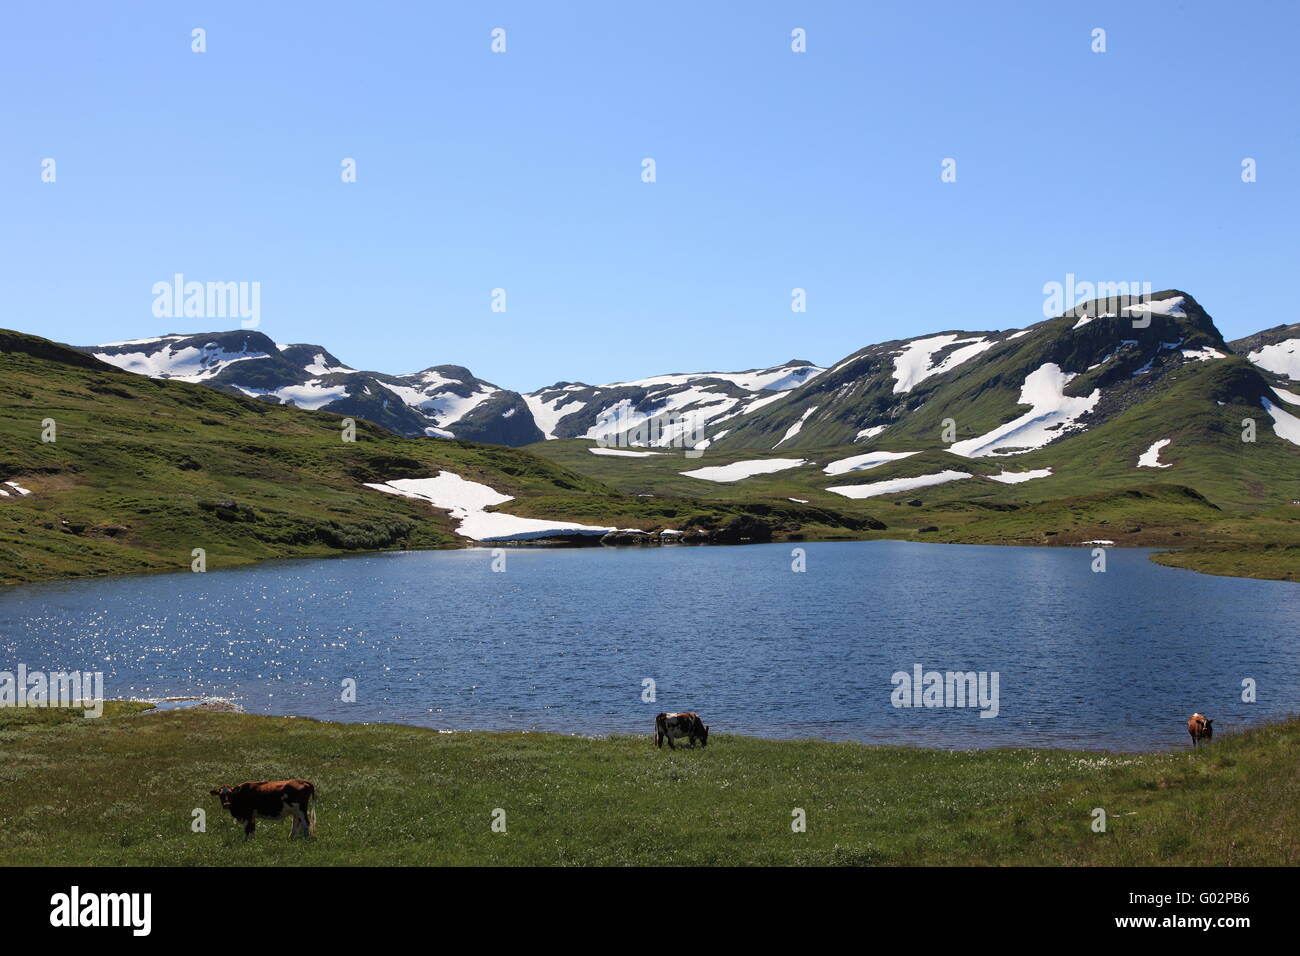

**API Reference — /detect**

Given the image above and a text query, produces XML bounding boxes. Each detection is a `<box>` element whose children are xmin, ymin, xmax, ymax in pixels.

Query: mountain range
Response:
<box><xmin>76</xmin><ymin>291</ymin><xmax>1300</xmax><ymax>468</ymax></box>
<box><xmin>77</xmin><ymin>333</ymin><xmax>824</xmax><ymax>447</ymax></box>
<box><xmin>3</xmin><ymin>288</ymin><xmax>1296</xmax><ymax>585</ymax></box>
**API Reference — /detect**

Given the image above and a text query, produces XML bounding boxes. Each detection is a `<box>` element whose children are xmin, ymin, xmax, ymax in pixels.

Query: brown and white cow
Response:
<box><xmin>209</xmin><ymin>779</ymin><xmax>316</xmax><ymax>840</ymax></box>
<box><xmin>655</xmin><ymin>712</ymin><xmax>709</xmax><ymax>749</ymax></box>
<box><xmin>1187</xmin><ymin>713</ymin><xmax>1213</xmax><ymax>747</ymax></box>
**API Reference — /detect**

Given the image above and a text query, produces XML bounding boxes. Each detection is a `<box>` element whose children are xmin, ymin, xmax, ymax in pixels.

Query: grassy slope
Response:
<box><xmin>0</xmin><ymin>331</ymin><xmax>606</xmax><ymax>582</ymax></box>
<box><xmin>2</xmin><ymin>704</ymin><xmax>1296</xmax><ymax>866</ymax></box>
<box><xmin>526</xmin><ymin>357</ymin><xmax>1300</xmax><ymax>581</ymax></box>
<box><xmin>0</xmin><ymin>332</ymin><xmax>871</xmax><ymax>584</ymax></box>
<box><xmin>713</xmin><ymin>296</ymin><xmax>1226</xmax><ymax>451</ymax></box>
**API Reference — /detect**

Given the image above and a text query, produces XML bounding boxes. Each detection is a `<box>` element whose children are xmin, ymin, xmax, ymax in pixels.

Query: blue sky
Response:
<box><xmin>2</xmin><ymin>1</ymin><xmax>1296</xmax><ymax>391</ymax></box>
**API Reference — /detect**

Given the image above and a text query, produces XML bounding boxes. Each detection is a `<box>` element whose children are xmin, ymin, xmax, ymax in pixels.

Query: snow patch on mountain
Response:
<box><xmin>822</xmin><ymin>450</ymin><xmax>920</xmax><ymax>476</ymax></box>
<box><xmin>1262</xmin><ymin>399</ymin><xmax>1300</xmax><ymax>446</ymax></box>
<box><xmin>891</xmin><ymin>335</ymin><xmax>994</xmax><ymax>394</ymax></box>
<box><xmin>949</xmin><ymin>363</ymin><xmax>1101</xmax><ymax>458</ymax></box>
<box><xmin>585</xmin><ymin>389</ymin><xmax>736</xmax><ymax>447</ymax></box>
<box><xmin>237</xmin><ymin>382</ymin><xmax>350</xmax><ymax>410</ymax></box>
<box><xmin>364</xmin><ymin>473</ymin><xmax>618</xmax><ymax>541</ymax></box>
<box><xmin>303</xmin><ymin>352</ymin><xmax>354</xmax><ymax>375</ymax></box>
<box><xmin>382</xmin><ymin>380</ymin><xmax>496</xmax><ymax>426</ymax></box>
<box><xmin>776</xmin><ymin>406</ymin><xmax>820</xmax><ymax>446</ymax></box>
<box><xmin>680</xmin><ymin>458</ymin><xmax>808</xmax><ymax>482</ymax></box>
<box><xmin>98</xmin><ymin>336</ymin><xmax>175</xmax><ymax>348</ymax></box>
<box><xmin>827</xmin><ymin>470</ymin><xmax>972</xmax><ymax>499</ymax></box>
<box><xmin>709</xmin><ymin>364</ymin><xmax>824</xmax><ymax>391</ymax></box>
<box><xmin>725</xmin><ymin>392</ymin><xmax>786</xmax><ymax>419</ymax></box>
<box><xmin>1125</xmin><ymin>296</ymin><xmax>1187</xmax><ymax>317</ymax></box>
<box><xmin>1138</xmin><ymin>438</ymin><xmax>1172</xmax><ymax>468</ymax></box>
<box><xmin>987</xmin><ymin>468</ymin><xmax>1053</xmax><ymax>484</ymax></box>
<box><xmin>1248</xmin><ymin>339</ymin><xmax>1300</xmax><ymax>381</ymax></box>
<box><xmin>589</xmin><ymin>447</ymin><xmax>662</xmax><ymax>457</ymax></box>
<box><xmin>614</xmin><ymin>363</ymin><xmax>823</xmax><ymax>392</ymax></box>
<box><xmin>94</xmin><ymin>339</ymin><xmax>269</xmax><ymax>381</ymax></box>
<box><xmin>524</xmin><ymin>391</ymin><xmax>585</xmax><ymax>440</ymax></box>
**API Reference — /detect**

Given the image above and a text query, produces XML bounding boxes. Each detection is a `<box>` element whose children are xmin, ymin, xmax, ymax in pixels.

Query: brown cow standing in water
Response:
<box><xmin>1187</xmin><ymin>713</ymin><xmax>1213</xmax><ymax>747</ymax></box>
<box><xmin>209</xmin><ymin>779</ymin><xmax>316</xmax><ymax>840</ymax></box>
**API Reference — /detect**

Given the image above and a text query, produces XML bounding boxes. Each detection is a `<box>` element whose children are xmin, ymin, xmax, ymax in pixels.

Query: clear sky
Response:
<box><xmin>2</xmin><ymin>1</ymin><xmax>1296</xmax><ymax>391</ymax></box>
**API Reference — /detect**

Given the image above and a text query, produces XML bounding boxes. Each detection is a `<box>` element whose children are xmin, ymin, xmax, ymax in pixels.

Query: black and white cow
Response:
<box><xmin>655</xmin><ymin>712</ymin><xmax>709</xmax><ymax>749</ymax></box>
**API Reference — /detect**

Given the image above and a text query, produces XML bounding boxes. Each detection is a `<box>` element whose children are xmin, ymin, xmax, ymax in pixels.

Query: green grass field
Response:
<box><xmin>2</xmin><ymin>703</ymin><xmax>1296</xmax><ymax>866</ymax></box>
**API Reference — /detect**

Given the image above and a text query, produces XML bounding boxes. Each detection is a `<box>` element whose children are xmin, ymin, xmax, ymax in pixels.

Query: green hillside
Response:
<box><xmin>523</xmin><ymin>292</ymin><xmax>1299</xmax><ymax>581</ymax></box>
<box><xmin>3</xmin><ymin>314</ymin><xmax>1297</xmax><ymax>585</ymax></box>
<box><xmin>0</xmin><ymin>331</ymin><xmax>871</xmax><ymax>584</ymax></box>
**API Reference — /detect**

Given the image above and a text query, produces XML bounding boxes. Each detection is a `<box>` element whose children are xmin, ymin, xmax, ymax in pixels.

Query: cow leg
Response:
<box><xmin>244</xmin><ymin>815</ymin><xmax>256</xmax><ymax>841</ymax></box>
<box><xmin>290</xmin><ymin>810</ymin><xmax>300</xmax><ymax>839</ymax></box>
<box><xmin>666</xmin><ymin>734</ymin><xmax>675</xmax><ymax>749</ymax></box>
<box><xmin>656</xmin><ymin>731</ymin><xmax>663</xmax><ymax>749</ymax></box>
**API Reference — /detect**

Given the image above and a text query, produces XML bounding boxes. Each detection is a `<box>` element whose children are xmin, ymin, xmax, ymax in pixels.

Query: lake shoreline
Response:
<box><xmin>104</xmin><ymin>698</ymin><xmax>1242</xmax><ymax>755</ymax></box>
<box><xmin>2</xmin><ymin>528</ymin><xmax>1288</xmax><ymax>587</ymax></box>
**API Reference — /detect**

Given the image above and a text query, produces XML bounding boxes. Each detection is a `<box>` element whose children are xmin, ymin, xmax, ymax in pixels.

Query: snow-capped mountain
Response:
<box><xmin>77</xmin><ymin>292</ymin><xmax>1296</xmax><ymax>465</ymax></box>
<box><xmin>523</xmin><ymin>361</ymin><xmax>824</xmax><ymax>446</ymax></box>
<box><xmin>81</xmin><ymin>331</ymin><xmax>823</xmax><ymax>447</ymax></box>
<box><xmin>706</xmin><ymin>291</ymin><xmax>1242</xmax><ymax>453</ymax></box>
<box><xmin>1230</xmin><ymin>323</ymin><xmax>1300</xmax><ymax>385</ymax></box>
<box><xmin>81</xmin><ymin>331</ymin><xmax>542</xmax><ymax>445</ymax></box>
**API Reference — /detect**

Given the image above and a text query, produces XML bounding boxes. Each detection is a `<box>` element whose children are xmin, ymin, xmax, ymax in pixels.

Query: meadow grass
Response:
<box><xmin>1</xmin><ymin>703</ymin><xmax>1295</xmax><ymax>866</ymax></box>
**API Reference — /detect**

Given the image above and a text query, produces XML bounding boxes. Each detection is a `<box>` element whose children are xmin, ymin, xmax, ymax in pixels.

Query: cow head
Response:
<box><xmin>1204</xmin><ymin>719</ymin><xmax>1213</xmax><ymax>730</ymax></box>
<box><xmin>208</xmin><ymin>784</ymin><xmax>239</xmax><ymax>809</ymax></box>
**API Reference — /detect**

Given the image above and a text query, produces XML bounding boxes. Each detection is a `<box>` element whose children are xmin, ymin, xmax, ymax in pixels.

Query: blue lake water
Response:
<box><xmin>2</xmin><ymin>541</ymin><xmax>1297</xmax><ymax>750</ymax></box>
